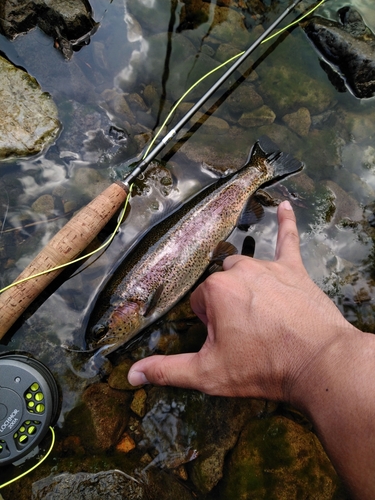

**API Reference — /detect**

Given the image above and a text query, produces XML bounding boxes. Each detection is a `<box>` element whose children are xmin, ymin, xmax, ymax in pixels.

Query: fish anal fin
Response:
<box><xmin>143</xmin><ymin>284</ymin><xmax>164</xmax><ymax>317</ymax></box>
<box><xmin>208</xmin><ymin>241</ymin><xmax>238</xmax><ymax>273</ymax></box>
<box><xmin>237</xmin><ymin>196</ymin><xmax>264</xmax><ymax>231</ymax></box>
<box><xmin>211</xmin><ymin>241</ymin><xmax>238</xmax><ymax>263</ymax></box>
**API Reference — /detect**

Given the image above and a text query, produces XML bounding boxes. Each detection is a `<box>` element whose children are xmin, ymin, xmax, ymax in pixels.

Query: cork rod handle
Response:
<box><xmin>0</xmin><ymin>182</ymin><xmax>129</xmax><ymax>339</ymax></box>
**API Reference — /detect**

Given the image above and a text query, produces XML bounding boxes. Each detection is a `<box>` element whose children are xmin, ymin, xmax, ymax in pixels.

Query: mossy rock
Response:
<box><xmin>213</xmin><ymin>415</ymin><xmax>347</xmax><ymax>500</ymax></box>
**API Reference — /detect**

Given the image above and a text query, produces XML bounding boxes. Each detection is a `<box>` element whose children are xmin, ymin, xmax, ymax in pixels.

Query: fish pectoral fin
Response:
<box><xmin>241</xmin><ymin>235</ymin><xmax>256</xmax><ymax>258</ymax></box>
<box><xmin>208</xmin><ymin>241</ymin><xmax>238</xmax><ymax>273</ymax></box>
<box><xmin>237</xmin><ymin>195</ymin><xmax>264</xmax><ymax>231</ymax></box>
<box><xmin>143</xmin><ymin>284</ymin><xmax>164</xmax><ymax>317</ymax></box>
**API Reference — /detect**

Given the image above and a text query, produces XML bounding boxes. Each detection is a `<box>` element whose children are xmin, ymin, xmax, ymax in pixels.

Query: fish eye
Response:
<box><xmin>91</xmin><ymin>323</ymin><xmax>108</xmax><ymax>338</ymax></box>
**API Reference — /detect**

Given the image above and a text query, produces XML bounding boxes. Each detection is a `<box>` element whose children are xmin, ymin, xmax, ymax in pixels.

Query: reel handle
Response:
<box><xmin>0</xmin><ymin>182</ymin><xmax>129</xmax><ymax>339</ymax></box>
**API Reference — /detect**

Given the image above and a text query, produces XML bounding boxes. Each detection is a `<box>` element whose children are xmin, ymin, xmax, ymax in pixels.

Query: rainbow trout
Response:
<box><xmin>87</xmin><ymin>137</ymin><xmax>302</xmax><ymax>366</ymax></box>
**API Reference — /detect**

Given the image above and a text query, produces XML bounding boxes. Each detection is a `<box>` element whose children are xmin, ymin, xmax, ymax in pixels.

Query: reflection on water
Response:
<box><xmin>0</xmin><ymin>0</ymin><xmax>375</xmax><ymax>496</ymax></box>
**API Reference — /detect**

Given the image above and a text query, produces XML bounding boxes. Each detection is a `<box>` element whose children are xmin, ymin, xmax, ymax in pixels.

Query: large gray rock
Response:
<box><xmin>31</xmin><ymin>468</ymin><xmax>196</xmax><ymax>500</ymax></box>
<box><xmin>303</xmin><ymin>8</ymin><xmax>375</xmax><ymax>99</ymax></box>
<box><xmin>31</xmin><ymin>470</ymin><xmax>144</xmax><ymax>500</ymax></box>
<box><xmin>0</xmin><ymin>55</ymin><xmax>60</xmax><ymax>160</ymax></box>
<box><xmin>0</xmin><ymin>0</ymin><xmax>98</xmax><ymax>59</ymax></box>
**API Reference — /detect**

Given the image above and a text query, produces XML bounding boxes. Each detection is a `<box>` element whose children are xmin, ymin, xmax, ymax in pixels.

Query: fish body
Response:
<box><xmin>88</xmin><ymin>137</ymin><xmax>302</xmax><ymax>362</ymax></box>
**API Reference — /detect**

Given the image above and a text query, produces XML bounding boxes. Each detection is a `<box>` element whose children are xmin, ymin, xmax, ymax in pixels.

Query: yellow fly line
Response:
<box><xmin>0</xmin><ymin>427</ymin><xmax>55</xmax><ymax>489</ymax></box>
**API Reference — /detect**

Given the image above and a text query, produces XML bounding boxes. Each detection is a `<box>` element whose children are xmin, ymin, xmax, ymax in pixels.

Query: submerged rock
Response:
<box><xmin>214</xmin><ymin>415</ymin><xmax>346</xmax><ymax>499</ymax></box>
<box><xmin>0</xmin><ymin>55</ymin><xmax>60</xmax><ymax>160</ymax></box>
<box><xmin>282</xmin><ymin>107</ymin><xmax>311</xmax><ymax>137</ymax></box>
<box><xmin>81</xmin><ymin>383</ymin><xmax>132</xmax><ymax>451</ymax></box>
<box><xmin>258</xmin><ymin>61</ymin><xmax>334</xmax><ymax>116</ymax></box>
<box><xmin>303</xmin><ymin>8</ymin><xmax>375</xmax><ymax>98</ymax></box>
<box><xmin>31</xmin><ymin>470</ymin><xmax>144</xmax><ymax>500</ymax></box>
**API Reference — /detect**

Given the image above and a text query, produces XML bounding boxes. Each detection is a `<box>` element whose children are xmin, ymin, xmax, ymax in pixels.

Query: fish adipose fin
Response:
<box><xmin>237</xmin><ymin>195</ymin><xmax>265</xmax><ymax>231</ymax></box>
<box><xmin>143</xmin><ymin>284</ymin><xmax>164</xmax><ymax>317</ymax></box>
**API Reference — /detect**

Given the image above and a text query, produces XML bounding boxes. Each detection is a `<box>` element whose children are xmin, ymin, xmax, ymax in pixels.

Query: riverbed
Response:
<box><xmin>0</xmin><ymin>0</ymin><xmax>374</xmax><ymax>498</ymax></box>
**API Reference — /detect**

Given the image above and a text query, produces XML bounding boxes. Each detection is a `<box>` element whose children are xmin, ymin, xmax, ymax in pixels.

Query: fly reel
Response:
<box><xmin>0</xmin><ymin>353</ymin><xmax>59</xmax><ymax>466</ymax></box>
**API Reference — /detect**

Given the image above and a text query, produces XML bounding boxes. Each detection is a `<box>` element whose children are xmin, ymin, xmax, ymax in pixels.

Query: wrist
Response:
<box><xmin>285</xmin><ymin>322</ymin><xmax>368</xmax><ymax>414</ymax></box>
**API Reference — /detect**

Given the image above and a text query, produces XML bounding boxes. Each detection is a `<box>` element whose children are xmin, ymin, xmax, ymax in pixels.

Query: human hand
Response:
<box><xmin>128</xmin><ymin>200</ymin><xmax>355</xmax><ymax>404</ymax></box>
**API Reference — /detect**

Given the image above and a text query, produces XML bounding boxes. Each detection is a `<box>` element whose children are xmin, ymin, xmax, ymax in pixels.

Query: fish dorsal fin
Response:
<box><xmin>143</xmin><ymin>284</ymin><xmax>164</xmax><ymax>317</ymax></box>
<box><xmin>237</xmin><ymin>196</ymin><xmax>264</xmax><ymax>231</ymax></box>
<box><xmin>241</xmin><ymin>236</ymin><xmax>256</xmax><ymax>258</ymax></box>
<box><xmin>208</xmin><ymin>241</ymin><xmax>238</xmax><ymax>273</ymax></box>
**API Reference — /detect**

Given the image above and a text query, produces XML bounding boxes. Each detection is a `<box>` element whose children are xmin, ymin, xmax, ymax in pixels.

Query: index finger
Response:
<box><xmin>274</xmin><ymin>200</ymin><xmax>303</xmax><ymax>266</ymax></box>
<box><xmin>190</xmin><ymin>283</ymin><xmax>209</xmax><ymax>326</ymax></box>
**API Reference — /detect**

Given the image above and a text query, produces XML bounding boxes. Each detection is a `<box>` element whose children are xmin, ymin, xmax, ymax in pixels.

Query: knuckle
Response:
<box><xmin>153</xmin><ymin>363</ymin><xmax>170</xmax><ymax>386</ymax></box>
<box><xmin>285</xmin><ymin>228</ymin><xmax>300</xmax><ymax>244</ymax></box>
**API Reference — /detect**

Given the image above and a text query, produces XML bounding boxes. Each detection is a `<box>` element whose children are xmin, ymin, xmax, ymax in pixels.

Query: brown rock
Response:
<box><xmin>82</xmin><ymin>383</ymin><xmax>131</xmax><ymax>451</ymax></box>
<box><xmin>238</xmin><ymin>105</ymin><xmax>276</xmax><ymax>128</ymax></box>
<box><xmin>130</xmin><ymin>388</ymin><xmax>147</xmax><ymax>417</ymax></box>
<box><xmin>282</xmin><ymin>107</ymin><xmax>311</xmax><ymax>137</ymax></box>
<box><xmin>31</xmin><ymin>194</ymin><xmax>54</xmax><ymax>216</ymax></box>
<box><xmin>108</xmin><ymin>359</ymin><xmax>144</xmax><ymax>391</ymax></box>
<box><xmin>116</xmin><ymin>432</ymin><xmax>136</xmax><ymax>453</ymax></box>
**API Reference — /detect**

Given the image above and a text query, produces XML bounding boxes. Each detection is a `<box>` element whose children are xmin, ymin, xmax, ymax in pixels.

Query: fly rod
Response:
<box><xmin>0</xmin><ymin>0</ymin><xmax>302</xmax><ymax>338</ymax></box>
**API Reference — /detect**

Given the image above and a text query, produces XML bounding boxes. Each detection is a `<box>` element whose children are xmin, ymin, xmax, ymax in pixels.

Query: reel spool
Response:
<box><xmin>0</xmin><ymin>353</ymin><xmax>59</xmax><ymax>466</ymax></box>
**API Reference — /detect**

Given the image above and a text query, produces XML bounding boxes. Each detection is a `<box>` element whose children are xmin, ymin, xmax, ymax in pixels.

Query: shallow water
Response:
<box><xmin>0</xmin><ymin>0</ymin><xmax>374</xmax><ymax>497</ymax></box>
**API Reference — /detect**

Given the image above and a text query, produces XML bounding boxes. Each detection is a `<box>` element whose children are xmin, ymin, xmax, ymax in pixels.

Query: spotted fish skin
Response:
<box><xmin>89</xmin><ymin>138</ymin><xmax>302</xmax><ymax>359</ymax></box>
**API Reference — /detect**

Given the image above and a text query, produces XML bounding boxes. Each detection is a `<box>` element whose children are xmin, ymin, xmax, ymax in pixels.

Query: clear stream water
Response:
<box><xmin>0</xmin><ymin>0</ymin><xmax>375</xmax><ymax>496</ymax></box>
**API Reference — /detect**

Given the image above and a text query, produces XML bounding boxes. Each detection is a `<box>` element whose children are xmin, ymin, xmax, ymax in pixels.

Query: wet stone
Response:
<box><xmin>81</xmin><ymin>383</ymin><xmax>132</xmax><ymax>451</ymax></box>
<box><xmin>282</xmin><ymin>107</ymin><xmax>311</xmax><ymax>137</ymax></box>
<box><xmin>130</xmin><ymin>388</ymin><xmax>147</xmax><ymax>417</ymax></box>
<box><xmin>214</xmin><ymin>415</ymin><xmax>344</xmax><ymax>499</ymax></box>
<box><xmin>257</xmin><ymin>35</ymin><xmax>336</xmax><ymax>116</ymax></box>
<box><xmin>220</xmin><ymin>84</ymin><xmax>264</xmax><ymax>122</ymax></box>
<box><xmin>205</xmin><ymin>5</ymin><xmax>252</xmax><ymax>49</ymax></box>
<box><xmin>116</xmin><ymin>432</ymin><xmax>136</xmax><ymax>453</ymax></box>
<box><xmin>31</xmin><ymin>470</ymin><xmax>144</xmax><ymax>500</ymax></box>
<box><xmin>100</xmin><ymin>89</ymin><xmax>137</xmax><ymax>126</ymax></box>
<box><xmin>193</xmin><ymin>112</ymin><xmax>230</xmax><ymax>134</ymax></box>
<box><xmin>71</xmin><ymin>167</ymin><xmax>109</xmax><ymax>200</ymax></box>
<box><xmin>238</xmin><ymin>105</ymin><xmax>276</xmax><ymax>128</ymax></box>
<box><xmin>0</xmin><ymin>55</ymin><xmax>60</xmax><ymax>160</ymax></box>
<box><xmin>108</xmin><ymin>359</ymin><xmax>144</xmax><ymax>391</ymax></box>
<box><xmin>31</xmin><ymin>194</ymin><xmax>55</xmax><ymax>216</ymax></box>
<box><xmin>323</xmin><ymin>180</ymin><xmax>363</xmax><ymax>226</ymax></box>
<box><xmin>0</xmin><ymin>0</ymin><xmax>98</xmax><ymax>60</ymax></box>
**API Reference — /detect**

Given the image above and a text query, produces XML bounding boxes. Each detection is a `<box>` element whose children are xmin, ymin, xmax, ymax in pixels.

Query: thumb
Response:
<box><xmin>128</xmin><ymin>352</ymin><xmax>204</xmax><ymax>390</ymax></box>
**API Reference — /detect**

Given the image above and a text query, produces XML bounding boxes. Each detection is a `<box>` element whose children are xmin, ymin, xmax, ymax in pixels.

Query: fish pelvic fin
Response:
<box><xmin>237</xmin><ymin>195</ymin><xmax>265</xmax><ymax>231</ymax></box>
<box><xmin>247</xmin><ymin>135</ymin><xmax>303</xmax><ymax>179</ymax></box>
<box><xmin>143</xmin><ymin>284</ymin><xmax>164</xmax><ymax>317</ymax></box>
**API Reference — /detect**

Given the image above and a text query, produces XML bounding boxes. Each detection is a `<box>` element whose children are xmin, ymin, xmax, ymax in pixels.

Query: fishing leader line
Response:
<box><xmin>0</xmin><ymin>0</ymin><xmax>325</xmax><ymax>296</ymax></box>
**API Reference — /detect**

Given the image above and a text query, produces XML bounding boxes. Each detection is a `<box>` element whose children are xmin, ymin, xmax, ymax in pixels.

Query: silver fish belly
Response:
<box><xmin>88</xmin><ymin>137</ymin><xmax>302</xmax><ymax>358</ymax></box>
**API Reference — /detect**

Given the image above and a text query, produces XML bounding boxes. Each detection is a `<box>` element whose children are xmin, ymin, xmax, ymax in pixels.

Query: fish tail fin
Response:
<box><xmin>248</xmin><ymin>135</ymin><xmax>303</xmax><ymax>177</ymax></box>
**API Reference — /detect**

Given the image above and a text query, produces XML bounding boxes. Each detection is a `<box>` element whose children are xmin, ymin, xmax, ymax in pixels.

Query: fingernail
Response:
<box><xmin>128</xmin><ymin>369</ymin><xmax>150</xmax><ymax>386</ymax></box>
<box><xmin>281</xmin><ymin>200</ymin><xmax>293</xmax><ymax>210</ymax></box>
